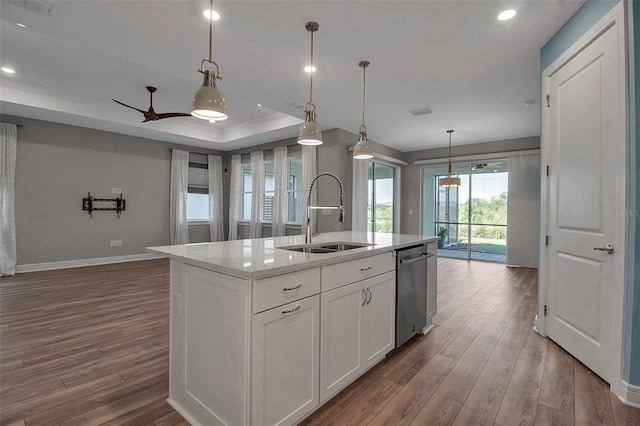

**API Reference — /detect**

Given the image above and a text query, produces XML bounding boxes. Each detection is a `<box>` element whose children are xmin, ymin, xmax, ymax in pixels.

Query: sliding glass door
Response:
<box><xmin>368</xmin><ymin>162</ymin><xmax>396</xmax><ymax>233</ymax></box>
<box><xmin>424</xmin><ymin>160</ymin><xmax>508</xmax><ymax>262</ymax></box>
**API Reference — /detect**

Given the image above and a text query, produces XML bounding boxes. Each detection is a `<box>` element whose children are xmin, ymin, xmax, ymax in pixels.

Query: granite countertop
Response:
<box><xmin>147</xmin><ymin>231</ymin><xmax>437</xmax><ymax>279</ymax></box>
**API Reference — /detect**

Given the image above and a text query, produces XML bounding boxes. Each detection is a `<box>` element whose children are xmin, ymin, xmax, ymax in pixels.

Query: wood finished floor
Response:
<box><xmin>1</xmin><ymin>258</ymin><xmax>638</xmax><ymax>425</ymax></box>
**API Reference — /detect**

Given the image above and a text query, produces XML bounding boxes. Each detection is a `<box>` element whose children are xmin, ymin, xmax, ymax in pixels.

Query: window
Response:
<box><xmin>367</xmin><ymin>162</ymin><xmax>396</xmax><ymax>233</ymax></box>
<box><xmin>241</xmin><ymin>156</ymin><xmax>304</xmax><ymax>224</ymax></box>
<box><xmin>264</xmin><ymin>162</ymin><xmax>275</xmax><ymax>221</ymax></box>
<box><xmin>241</xmin><ymin>165</ymin><xmax>252</xmax><ymax>221</ymax></box>
<box><xmin>287</xmin><ymin>157</ymin><xmax>303</xmax><ymax>223</ymax></box>
<box><xmin>187</xmin><ymin>162</ymin><xmax>209</xmax><ymax>222</ymax></box>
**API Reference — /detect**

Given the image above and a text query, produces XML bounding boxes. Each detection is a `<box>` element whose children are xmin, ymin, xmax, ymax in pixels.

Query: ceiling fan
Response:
<box><xmin>113</xmin><ymin>86</ymin><xmax>191</xmax><ymax>122</ymax></box>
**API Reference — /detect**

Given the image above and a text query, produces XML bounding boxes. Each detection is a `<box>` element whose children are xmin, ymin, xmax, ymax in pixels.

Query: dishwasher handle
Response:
<box><xmin>399</xmin><ymin>253</ymin><xmax>433</xmax><ymax>265</ymax></box>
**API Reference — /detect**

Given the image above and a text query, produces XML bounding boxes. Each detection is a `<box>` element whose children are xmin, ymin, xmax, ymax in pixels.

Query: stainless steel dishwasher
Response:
<box><xmin>396</xmin><ymin>244</ymin><xmax>431</xmax><ymax>347</ymax></box>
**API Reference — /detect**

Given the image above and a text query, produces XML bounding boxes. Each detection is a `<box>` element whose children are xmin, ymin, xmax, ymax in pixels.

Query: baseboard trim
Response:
<box><xmin>166</xmin><ymin>399</ymin><xmax>202</xmax><ymax>426</ymax></box>
<box><xmin>16</xmin><ymin>253</ymin><xmax>164</xmax><ymax>273</ymax></box>
<box><xmin>616</xmin><ymin>381</ymin><xmax>640</xmax><ymax>408</ymax></box>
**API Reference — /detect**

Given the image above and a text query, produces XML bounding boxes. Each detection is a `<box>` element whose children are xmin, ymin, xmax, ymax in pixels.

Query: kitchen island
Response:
<box><xmin>148</xmin><ymin>231</ymin><xmax>437</xmax><ymax>426</ymax></box>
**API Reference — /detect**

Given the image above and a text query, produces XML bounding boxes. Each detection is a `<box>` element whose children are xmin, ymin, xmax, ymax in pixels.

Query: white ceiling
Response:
<box><xmin>0</xmin><ymin>0</ymin><xmax>584</xmax><ymax>152</ymax></box>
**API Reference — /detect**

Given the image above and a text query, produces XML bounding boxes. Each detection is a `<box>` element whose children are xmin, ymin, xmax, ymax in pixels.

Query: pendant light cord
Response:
<box><xmin>208</xmin><ymin>0</ymin><xmax>213</xmax><ymax>63</ymax></box>
<box><xmin>309</xmin><ymin>29</ymin><xmax>314</xmax><ymax>104</ymax></box>
<box><xmin>448</xmin><ymin>130</ymin><xmax>453</xmax><ymax>177</ymax></box>
<box><xmin>361</xmin><ymin>65</ymin><xmax>366</xmax><ymax>126</ymax></box>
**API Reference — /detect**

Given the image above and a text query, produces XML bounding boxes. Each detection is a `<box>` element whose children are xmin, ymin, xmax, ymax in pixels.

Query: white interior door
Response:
<box><xmin>544</xmin><ymin>18</ymin><xmax>625</xmax><ymax>386</ymax></box>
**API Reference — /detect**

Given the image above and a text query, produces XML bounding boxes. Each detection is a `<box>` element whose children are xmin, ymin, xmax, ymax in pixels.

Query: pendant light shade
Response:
<box><xmin>298</xmin><ymin>113</ymin><xmax>323</xmax><ymax>145</ymax></box>
<box><xmin>191</xmin><ymin>0</ymin><xmax>228</xmax><ymax>121</ymax></box>
<box><xmin>353</xmin><ymin>60</ymin><xmax>373</xmax><ymax>160</ymax></box>
<box><xmin>192</xmin><ymin>69</ymin><xmax>227</xmax><ymax>120</ymax></box>
<box><xmin>439</xmin><ymin>130</ymin><xmax>461</xmax><ymax>187</ymax></box>
<box><xmin>298</xmin><ymin>22</ymin><xmax>322</xmax><ymax>145</ymax></box>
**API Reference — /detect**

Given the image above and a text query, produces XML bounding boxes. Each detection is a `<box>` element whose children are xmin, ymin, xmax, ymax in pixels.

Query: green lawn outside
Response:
<box><xmin>444</xmin><ymin>237</ymin><xmax>506</xmax><ymax>254</ymax></box>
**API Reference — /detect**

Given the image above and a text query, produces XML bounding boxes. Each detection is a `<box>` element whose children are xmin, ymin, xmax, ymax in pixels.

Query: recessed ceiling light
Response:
<box><xmin>202</xmin><ymin>9</ymin><xmax>220</xmax><ymax>21</ymax></box>
<box><xmin>497</xmin><ymin>9</ymin><xmax>516</xmax><ymax>21</ymax></box>
<box><xmin>1</xmin><ymin>67</ymin><xmax>16</xmax><ymax>74</ymax></box>
<box><xmin>16</xmin><ymin>22</ymin><xmax>26</xmax><ymax>28</ymax></box>
<box><xmin>304</xmin><ymin>65</ymin><xmax>316</xmax><ymax>73</ymax></box>
<box><xmin>256</xmin><ymin>103</ymin><xmax>262</xmax><ymax>107</ymax></box>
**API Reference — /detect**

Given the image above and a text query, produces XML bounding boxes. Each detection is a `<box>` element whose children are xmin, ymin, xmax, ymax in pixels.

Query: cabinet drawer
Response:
<box><xmin>253</xmin><ymin>268</ymin><xmax>320</xmax><ymax>313</ymax></box>
<box><xmin>321</xmin><ymin>252</ymin><xmax>395</xmax><ymax>292</ymax></box>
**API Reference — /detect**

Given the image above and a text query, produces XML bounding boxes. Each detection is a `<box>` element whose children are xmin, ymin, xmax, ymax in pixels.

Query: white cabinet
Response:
<box><xmin>320</xmin><ymin>281</ymin><xmax>365</xmax><ymax>402</ymax></box>
<box><xmin>252</xmin><ymin>295</ymin><xmax>320</xmax><ymax>426</ymax></box>
<box><xmin>320</xmin><ymin>271</ymin><xmax>396</xmax><ymax>403</ymax></box>
<box><xmin>363</xmin><ymin>272</ymin><xmax>396</xmax><ymax>365</ymax></box>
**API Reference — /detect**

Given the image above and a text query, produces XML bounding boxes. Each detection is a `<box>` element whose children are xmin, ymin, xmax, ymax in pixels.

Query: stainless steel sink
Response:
<box><xmin>278</xmin><ymin>241</ymin><xmax>375</xmax><ymax>253</ymax></box>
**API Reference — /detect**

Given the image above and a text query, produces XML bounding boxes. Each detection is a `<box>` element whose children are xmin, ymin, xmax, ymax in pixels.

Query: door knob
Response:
<box><xmin>593</xmin><ymin>244</ymin><xmax>614</xmax><ymax>255</ymax></box>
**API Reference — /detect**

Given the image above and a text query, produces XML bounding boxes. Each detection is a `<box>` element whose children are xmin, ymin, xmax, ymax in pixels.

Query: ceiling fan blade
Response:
<box><xmin>113</xmin><ymin>99</ymin><xmax>146</xmax><ymax>114</ymax></box>
<box><xmin>155</xmin><ymin>112</ymin><xmax>193</xmax><ymax>120</ymax></box>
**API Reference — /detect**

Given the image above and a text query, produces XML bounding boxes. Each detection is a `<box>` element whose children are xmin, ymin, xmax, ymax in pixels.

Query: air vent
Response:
<box><xmin>409</xmin><ymin>107</ymin><xmax>433</xmax><ymax>117</ymax></box>
<box><xmin>8</xmin><ymin>0</ymin><xmax>55</xmax><ymax>16</ymax></box>
<box><xmin>288</xmin><ymin>102</ymin><xmax>305</xmax><ymax>110</ymax></box>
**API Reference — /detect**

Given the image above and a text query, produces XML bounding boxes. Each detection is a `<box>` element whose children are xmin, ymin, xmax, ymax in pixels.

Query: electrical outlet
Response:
<box><xmin>116</xmin><ymin>188</ymin><xmax>122</xmax><ymax>194</ymax></box>
<box><xmin>110</xmin><ymin>240</ymin><xmax>122</xmax><ymax>247</ymax></box>
<box><xmin>109</xmin><ymin>240</ymin><xmax>115</xmax><ymax>247</ymax></box>
<box><xmin>409</xmin><ymin>209</ymin><xmax>413</xmax><ymax>215</ymax></box>
<box><xmin>114</xmin><ymin>240</ymin><xmax>121</xmax><ymax>246</ymax></box>
<box><xmin>111</xmin><ymin>187</ymin><xmax>117</xmax><ymax>194</ymax></box>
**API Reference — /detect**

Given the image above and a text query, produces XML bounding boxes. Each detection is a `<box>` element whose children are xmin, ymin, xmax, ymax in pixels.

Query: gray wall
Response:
<box><xmin>400</xmin><ymin>136</ymin><xmax>540</xmax><ymax>234</ymax></box>
<box><xmin>2</xmin><ymin>115</ymin><xmax>222</xmax><ymax>265</ymax></box>
<box><xmin>229</xmin><ymin>128</ymin><xmax>406</xmax><ymax>238</ymax></box>
<box><xmin>6</xmin><ymin>111</ymin><xmax>538</xmax><ymax>264</ymax></box>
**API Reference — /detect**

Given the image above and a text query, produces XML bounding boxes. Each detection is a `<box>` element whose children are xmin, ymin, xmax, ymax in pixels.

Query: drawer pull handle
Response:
<box><xmin>282</xmin><ymin>283</ymin><xmax>302</xmax><ymax>292</ymax></box>
<box><xmin>282</xmin><ymin>305</ymin><xmax>301</xmax><ymax>315</ymax></box>
<box><xmin>360</xmin><ymin>266</ymin><xmax>372</xmax><ymax>272</ymax></box>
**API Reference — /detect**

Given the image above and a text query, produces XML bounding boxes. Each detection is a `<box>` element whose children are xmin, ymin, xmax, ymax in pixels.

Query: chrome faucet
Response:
<box><xmin>305</xmin><ymin>173</ymin><xmax>344</xmax><ymax>244</ymax></box>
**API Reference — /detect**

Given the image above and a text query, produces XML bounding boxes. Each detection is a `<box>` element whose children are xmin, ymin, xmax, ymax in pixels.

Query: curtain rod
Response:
<box><xmin>346</xmin><ymin>146</ymin><xmax>409</xmax><ymax>166</ymax></box>
<box><xmin>413</xmin><ymin>149</ymin><xmax>540</xmax><ymax>165</ymax></box>
<box><xmin>230</xmin><ymin>143</ymin><xmax>301</xmax><ymax>156</ymax></box>
<box><xmin>169</xmin><ymin>143</ymin><xmax>301</xmax><ymax>155</ymax></box>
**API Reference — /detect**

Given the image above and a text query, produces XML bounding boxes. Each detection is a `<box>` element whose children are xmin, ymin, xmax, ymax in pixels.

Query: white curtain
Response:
<box><xmin>208</xmin><ymin>155</ymin><xmax>224</xmax><ymax>242</ymax></box>
<box><xmin>250</xmin><ymin>151</ymin><xmax>265</xmax><ymax>239</ymax></box>
<box><xmin>170</xmin><ymin>149</ymin><xmax>189</xmax><ymax>245</ymax></box>
<box><xmin>352</xmin><ymin>157</ymin><xmax>369</xmax><ymax>232</ymax></box>
<box><xmin>302</xmin><ymin>146</ymin><xmax>317</xmax><ymax>233</ymax></box>
<box><xmin>272</xmin><ymin>146</ymin><xmax>289</xmax><ymax>237</ymax></box>
<box><xmin>0</xmin><ymin>123</ymin><xmax>17</xmax><ymax>276</ymax></box>
<box><xmin>228</xmin><ymin>154</ymin><xmax>242</xmax><ymax>240</ymax></box>
<box><xmin>506</xmin><ymin>153</ymin><xmax>540</xmax><ymax>267</ymax></box>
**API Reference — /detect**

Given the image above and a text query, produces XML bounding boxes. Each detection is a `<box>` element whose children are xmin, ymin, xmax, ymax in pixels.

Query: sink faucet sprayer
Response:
<box><xmin>305</xmin><ymin>173</ymin><xmax>344</xmax><ymax>244</ymax></box>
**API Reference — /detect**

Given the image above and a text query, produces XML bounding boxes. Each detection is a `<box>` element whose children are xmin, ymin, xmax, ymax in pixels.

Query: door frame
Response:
<box><xmin>537</xmin><ymin>2</ymin><xmax>628</xmax><ymax>395</ymax></box>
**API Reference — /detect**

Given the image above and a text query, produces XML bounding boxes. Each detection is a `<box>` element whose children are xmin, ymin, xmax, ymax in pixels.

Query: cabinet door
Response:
<box><xmin>362</xmin><ymin>271</ymin><xmax>396</xmax><ymax>366</ymax></box>
<box><xmin>320</xmin><ymin>281</ymin><xmax>365</xmax><ymax>403</ymax></box>
<box><xmin>252</xmin><ymin>295</ymin><xmax>319</xmax><ymax>426</ymax></box>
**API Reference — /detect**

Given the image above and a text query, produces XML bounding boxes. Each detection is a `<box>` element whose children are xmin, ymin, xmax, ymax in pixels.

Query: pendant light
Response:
<box><xmin>298</xmin><ymin>21</ymin><xmax>322</xmax><ymax>145</ymax></box>
<box><xmin>353</xmin><ymin>60</ymin><xmax>373</xmax><ymax>159</ymax></box>
<box><xmin>439</xmin><ymin>130</ymin><xmax>461</xmax><ymax>187</ymax></box>
<box><xmin>191</xmin><ymin>0</ymin><xmax>228</xmax><ymax>121</ymax></box>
